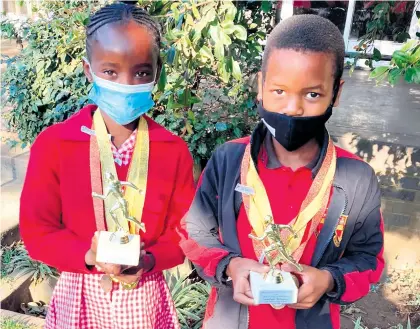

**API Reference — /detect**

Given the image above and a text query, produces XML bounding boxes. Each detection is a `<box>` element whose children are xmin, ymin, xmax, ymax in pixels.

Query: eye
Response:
<box><xmin>273</xmin><ymin>89</ymin><xmax>284</xmax><ymax>95</ymax></box>
<box><xmin>103</xmin><ymin>70</ymin><xmax>116</xmax><ymax>77</ymax></box>
<box><xmin>306</xmin><ymin>92</ymin><xmax>320</xmax><ymax>99</ymax></box>
<box><xmin>135</xmin><ymin>71</ymin><xmax>151</xmax><ymax>78</ymax></box>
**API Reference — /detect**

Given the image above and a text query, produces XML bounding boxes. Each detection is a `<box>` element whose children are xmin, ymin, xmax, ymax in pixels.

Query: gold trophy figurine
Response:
<box><xmin>249</xmin><ymin>216</ymin><xmax>303</xmax><ymax>274</ymax></box>
<box><xmin>92</xmin><ymin>172</ymin><xmax>146</xmax><ymax>239</ymax></box>
<box><xmin>248</xmin><ymin>216</ymin><xmax>301</xmax><ymax>307</ymax></box>
<box><xmin>93</xmin><ymin>172</ymin><xmax>145</xmax><ymax>267</ymax></box>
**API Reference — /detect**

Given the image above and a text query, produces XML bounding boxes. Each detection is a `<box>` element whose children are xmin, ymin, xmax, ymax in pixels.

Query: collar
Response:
<box><xmin>251</xmin><ymin>121</ymin><xmax>329</xmax><ymax>178</ymax></box>
<box><xmin>59</xmin><ymin>105</ymin><xmax>179</xmax><ymax>143</ymax></box>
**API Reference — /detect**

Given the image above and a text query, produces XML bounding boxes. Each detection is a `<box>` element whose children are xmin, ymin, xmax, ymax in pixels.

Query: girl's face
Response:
<box><xmin>83</xmin><ymin>21</ymin><xmax>159</xmax><ymax>85</ymax></box>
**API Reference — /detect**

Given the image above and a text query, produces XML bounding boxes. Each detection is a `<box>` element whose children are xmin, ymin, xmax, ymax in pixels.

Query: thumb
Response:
<box><xmin>249</xmin><ymin>262</ymin><xmax>270</xmax><ymax>274</ymax></box>
<box><xmin>281</xmin><ymin>263</ymin><xmax>305</xmax><ymax>273</ymax></box>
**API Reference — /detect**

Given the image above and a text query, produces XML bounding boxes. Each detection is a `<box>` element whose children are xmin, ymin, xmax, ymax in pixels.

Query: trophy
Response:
<box><xmin>92</xmin><ymin>172</ymin><xmax>145</xmax><ymax>267</ymax></box>
<box><xmin>249</xmin><ymin>216</ymin><xmax>301</xmax><ymax>309</ymax></box>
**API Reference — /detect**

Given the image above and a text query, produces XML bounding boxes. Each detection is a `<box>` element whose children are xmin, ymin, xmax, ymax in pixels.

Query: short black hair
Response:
<box><xmin>262</xmin><ymin>14</ymin><xmax>345</xmax><ymax>84</ymax></box>
<box><xmin>86</xmin><ymin>2</ymin><xmax>162</xmax><ymax>60</ymax></box>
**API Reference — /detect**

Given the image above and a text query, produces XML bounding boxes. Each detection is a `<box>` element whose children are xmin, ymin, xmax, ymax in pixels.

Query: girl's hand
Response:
<box><xmin>85</xmin><ymin>232</ymin><xmax>122</xmax><ymax>275</ymax></box>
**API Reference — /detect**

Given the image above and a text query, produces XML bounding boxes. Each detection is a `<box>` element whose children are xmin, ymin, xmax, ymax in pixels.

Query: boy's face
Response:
<box><xmin>83</xmin><ymin>21</ymin><xmax>160</xmax><ymax>85</ymax></box>
<box><xmin>258</xmin><ymin>49</ymin><xmax>344</xmax><ymax>117</ymax></box>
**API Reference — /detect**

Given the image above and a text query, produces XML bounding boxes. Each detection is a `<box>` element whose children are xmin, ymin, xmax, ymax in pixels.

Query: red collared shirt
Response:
<box><xmin>237</xmin><ymin>135</ymin><xmax>321</xmax><ymax>329</ymax></box>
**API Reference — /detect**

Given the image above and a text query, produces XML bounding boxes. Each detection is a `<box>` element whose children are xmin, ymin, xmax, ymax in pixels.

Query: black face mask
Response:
<box><xmin>257</xmin><ymin>103</ymin><xmax>333</xmax><ymax>152</ymax></box>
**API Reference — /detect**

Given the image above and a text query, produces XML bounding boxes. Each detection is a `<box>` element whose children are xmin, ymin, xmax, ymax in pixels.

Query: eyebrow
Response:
<box><xmin>132</xmin><ymin>63</ymin><xmax>153</xmax><ymax>70</ymax></box>
<box><xmin>302</xmin><ymin>84</ymin><xmax>325</xmax><ymax>91</ymax></box>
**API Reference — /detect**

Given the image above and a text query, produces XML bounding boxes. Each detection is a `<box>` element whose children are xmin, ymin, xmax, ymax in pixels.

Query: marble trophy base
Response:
<box><xmin>250</xmin><ymin>269</ymin><xmax>298</xmax><ymax>307</ymax></box>
<box><xmin>96</xmin><ymin>231</ymin><xmax>140</xmax><ymax>266</ymax></box>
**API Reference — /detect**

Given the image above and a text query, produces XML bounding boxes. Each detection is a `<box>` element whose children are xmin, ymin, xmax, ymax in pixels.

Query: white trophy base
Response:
<box><xmin>96</xmin><ymin>231</ymin><xmax>140</xmax><ymax>266</ymax></box>
<box><xmin>250</xmin><ymin>270</ymin><xmax>298</xmax><ymax>306</ymax></box>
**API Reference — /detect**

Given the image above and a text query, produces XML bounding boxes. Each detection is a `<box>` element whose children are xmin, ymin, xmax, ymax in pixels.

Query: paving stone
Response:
<box><xmin>400</xmin><ymin>176</ymin><xmax>420</xmax><ymax>191</ymax></box>
<box><xmin>386</xmin><ymin>213</ymin><xmax>411</xmax><ymax>228</ymax></box>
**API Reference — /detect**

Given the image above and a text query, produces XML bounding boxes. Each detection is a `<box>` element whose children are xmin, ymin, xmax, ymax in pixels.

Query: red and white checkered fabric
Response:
<box><xmin>45</xmin><ymin>272</ymin><xmax>179</xmax><ymax>329</ymax></box>
<box><xmin>111</xmin><ymin>129</ymin><xmax>137</xmax><ymax>166</ymax></box>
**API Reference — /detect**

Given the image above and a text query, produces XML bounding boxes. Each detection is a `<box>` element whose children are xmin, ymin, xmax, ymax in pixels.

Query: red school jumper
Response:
<box><xmin>19</xmin><ymin>105</ymin><xmax>195</xmax><ymax>329</ymax></box>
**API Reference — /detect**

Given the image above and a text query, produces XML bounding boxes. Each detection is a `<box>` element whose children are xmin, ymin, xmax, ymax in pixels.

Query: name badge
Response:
<box><xmin>81</xmin><ymin>126</ymin><xmax>112</xmax><ymax>140</ymax></box>
<box><xmin>235</xmin><ymin>183</ymin><xmax>255</xmax><ymax>196</ymax></box>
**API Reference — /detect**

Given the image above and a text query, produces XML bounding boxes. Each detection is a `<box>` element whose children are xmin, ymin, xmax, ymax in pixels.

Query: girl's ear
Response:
<box><xmin>83</xmin><ymin>58</ymin><xmax>94</xmax><ymax>83</ymax></box>
<box><xmin>154</xmin><ymin>56</ymin><xmax>162</xmax><ymax>84</ymax></box>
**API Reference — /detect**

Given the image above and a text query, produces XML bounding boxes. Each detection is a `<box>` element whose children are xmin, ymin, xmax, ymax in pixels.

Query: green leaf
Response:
<box><xmin>217</xmin><ymin>61</ymin><xmax>231</xmax><ymax>83</ymax></box>
<box><xmin>199</xmin><ymin>45</ymin><xmax>213</xmax><ymax>62</ymax></box>
<box><xmin>405</xmin><ymin>68</ymin><xmax>420</xmax><ymax>84</ymax></box>
<box><xmin>158</xmin><ymin>65</ymin><xmax>167</xmax><ymax>92</ymax></box>
<box><xmin>225</xmin><ymin>5</ymin><xmax>237</xmax><ymax>21</ymax></box>
<box><xmin>185</xmin><ymin>14</ymin><xmax>194</xmax><ymax>26</ymax></box>
<box><xmin>214</xmin><ymin>43</ymin><xmax>225</xmax><ymax>61</ymax></box>
<box><xmin>387</xmin><ymin>68</ymin><xmax>402</xmax><ymax>86</ymax></box>
<box><xmin>261</xmin><ymin>1</ymin><xmax>272</xmax><ymax>13</ymax></box>
<box><xmin>369</xmin><ymin>66</ymin><xmax>388</xmax><ymax>79</ymax></box>
<box><xmin>221</xmin><ymin>20</ymin><xmax>235</xmax><ymax>35</ymax></box>
<box><xmin>372</xmin><ymin>48</ymin><xmax>382</xmax><ymax>62</ymax></box>
<box><xmin>209</xmin><ymin>25</ymin><xmax>220</xmax><ymax>44</ymax></box>
<box><xmin>416</xmin><ymin>11</ymin><xmax>420</xmax><ymax>19</ymax></box>
<box><xmin>232</xmin><ymin>59</ymin><xmax>241</xmax><ymax>81</ymax></box>
<box><xmin>392</xmin><ymin>50</ymin><xmax>411</xmax><ymax>69</ymax></box>
<box><xmin>233</xmin><ymin>25</ymin><xmax>247</xmax><ymax>41</ymax></box>
<box><xmin>191</xmin><ymin>5</ymin><xmax>201</xmax><ymax>19</ymax></box>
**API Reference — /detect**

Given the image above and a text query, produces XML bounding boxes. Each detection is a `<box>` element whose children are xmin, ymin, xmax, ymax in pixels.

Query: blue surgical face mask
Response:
<box><xmin>85</xmin><ymin>59</ymin><xmax>155</xmax><ymax>125</ymax></box>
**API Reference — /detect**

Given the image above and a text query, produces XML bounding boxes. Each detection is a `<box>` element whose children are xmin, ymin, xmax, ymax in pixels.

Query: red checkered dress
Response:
<box><xmin>45</xmin><ymin>130</ymin><xmax>180</xmax><ymax>329</ymax></box>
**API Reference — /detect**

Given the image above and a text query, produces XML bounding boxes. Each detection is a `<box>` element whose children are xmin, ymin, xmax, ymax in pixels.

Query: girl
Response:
<box><xmin>19</xmin><ymin>2</ymin><xmax>195</xmax><ymax>329</ymax></box>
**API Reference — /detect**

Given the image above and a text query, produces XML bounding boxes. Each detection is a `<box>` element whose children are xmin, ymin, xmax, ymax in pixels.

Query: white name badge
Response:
<box><xmin>235</xmin><ymin>183</ymin><xmax>255</xmax><ymax>196</ymax></box>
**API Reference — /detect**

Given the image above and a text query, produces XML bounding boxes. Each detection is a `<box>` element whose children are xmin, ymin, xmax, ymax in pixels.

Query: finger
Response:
<box><xmin>248</xmin><ymin>262</ymin><xmax>270</xmax><ymax>274</ymax></box>
<box><xmin>296</xmin><ymin>284</ymin><xmax>312</xmax><ymax>303</ymax></box>
<box><xmin>233</xmin><ymin>292</ymin><xmax>255</xmax><ymax>306</ymax></box>
<box><xmin>233</xmin><ymin>278</ymin><xmax>255</xmax><ymax>306</ymax></box>
<box><xmin>280</xmin><ymin>263</ymin><xmax>304</xmax><ymax>273</ymax></box>
<box><xmin>99</xmin><ymin>263</ymin><xmax>121</xmax><ymax>275</ymax></box>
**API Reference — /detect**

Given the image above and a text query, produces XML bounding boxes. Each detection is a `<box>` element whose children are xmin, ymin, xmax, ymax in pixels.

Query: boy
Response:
<box><xmin>180</xmin><ymin>15</ymin><xmax>384</xmax><ymax>329</ymax></box>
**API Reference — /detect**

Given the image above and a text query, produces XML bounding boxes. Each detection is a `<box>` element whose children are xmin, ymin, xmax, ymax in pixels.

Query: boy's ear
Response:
<box><xmin>333</xmin><ymin>79</ymin><xmax>345</xmax><ymax>107</ymax></box>
<box><xmin>257</xmin><ymin>71</ymin><xmax>263</xmax><ymax>101</ymax></box>
<box><xmin>83</xmin><ymin>58</ymin><xmax>93</xmax><ymax>83</ymax></box>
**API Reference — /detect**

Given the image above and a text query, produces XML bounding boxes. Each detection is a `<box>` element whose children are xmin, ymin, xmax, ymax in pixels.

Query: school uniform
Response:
<box><xmin>20</xmin><ymin>105</ymin><xmax>195</xmax><ymax>329</ymax></box>
<box><xmin>180</xmin><ymin>122</ymin><xmax>384</xmax><ymax>329</ymax></box>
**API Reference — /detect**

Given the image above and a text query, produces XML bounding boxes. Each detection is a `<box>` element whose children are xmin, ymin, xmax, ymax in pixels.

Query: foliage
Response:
<box><xmin>0</xmin><ymin>318</ymin><xmax>35</xmax><ymax>329</ymax></box>
<box><xmin>350</xmin><ymin>1</ymin><xmax>415</xmax><ymax>69</ymax></box>
<box><xmin>1</xmin><ymin>2</ymin><xmax>91</xmax><ymax>149</ymax></box>
<box><xmin>369</xmin><ymin>39</ymin><xmax>420</xmax><ymax>86</ymax></box>
<box><xmin>1</xmin><ymin>0</ymin><xmax>274</xmax><ymax>163</ymax></box>
<box><xmin>1</xmin><ymin>242</ymin><xmax>59</xmax><ymax>284</ymax></box>
<box><xmin>0</xmin><ymin>14</ymin><xmax>29</xmax><ymax>44</ymax></box>
<box><xmin>141</xmin><ymin>0</ymin><xmax>273</xmax><ymax>163</ymax></box>
<box><xmin>350</xmin><ymin>2</ymin><xmax>420</xmax><ymax>86</ymax></box>
<box><xmin>164</xmin><ymin>269</ymin><xmax>210</xmax><ymax>329</ymax></box>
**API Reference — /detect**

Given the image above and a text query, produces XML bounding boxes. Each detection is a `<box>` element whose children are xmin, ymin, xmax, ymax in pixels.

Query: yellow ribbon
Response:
<box><xmin>93</xmin><ymin>110</ymin><xmax>149</xmax><ymax>234</ymax></box>
<box><xmin>242</xmin><ymin>136</ymin><xmax>336</xmax><ymax>262</ymax></box>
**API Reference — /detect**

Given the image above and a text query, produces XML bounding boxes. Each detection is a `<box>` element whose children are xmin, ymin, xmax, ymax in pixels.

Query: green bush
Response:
<box><xmin>1</xmin><ymin>241</ymin><xmax>58</xmax><ymax>284</ymax></box>
<box><xmin>164</xmin><ymin>269</ymin><xmax>211</xmax><ymax>329</ymax></box>
<box><xmin>1</xmin><ymin>0</ymin><xmax>274</xmax><ymax>163</ymax></box>
<box><xmin>0</xmin><ymin>318</ymin><xmax>36</xmax><ymax>329</ymax></box>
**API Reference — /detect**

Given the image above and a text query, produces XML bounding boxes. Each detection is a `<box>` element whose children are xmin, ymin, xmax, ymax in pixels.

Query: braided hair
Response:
<box><xmin>86</xmin><ymin>1</ymin><xmax>162</xmax><ymax>61</ymax></box>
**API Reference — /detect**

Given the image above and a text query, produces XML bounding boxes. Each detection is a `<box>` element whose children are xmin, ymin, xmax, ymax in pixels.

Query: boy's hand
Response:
<box><xmin>226</xmin><ymin>257</ymin><xmax>270</xmax><ymax>306</ymax></box>
<box><xmin>281</xmin><ymin>263</ymin><xmax>334</xmax><ymax>309</ymax></box>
